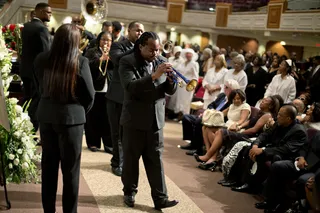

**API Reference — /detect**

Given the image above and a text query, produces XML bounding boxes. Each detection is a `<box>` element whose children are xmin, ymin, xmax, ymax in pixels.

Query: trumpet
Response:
<box><xmin>99</xmin><ymin>44</ymin><xmax>109</xmax><ymax>78</ymax></box>
<box><xmin>161</xmin><ymin>41</ymin><xmax>198</xmax><ymax>92</ymax></box>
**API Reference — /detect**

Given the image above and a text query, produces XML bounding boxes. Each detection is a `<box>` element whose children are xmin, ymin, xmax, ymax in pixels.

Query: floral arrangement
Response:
<box><xmin>0</xmin><ymin>25</ymin><xmax>40</xmax><ymax>184</ymax></box>
<box><xmin>1</xmin><ymin>24</ymin><xmax>23</xmax><ymax>57</ymax></box>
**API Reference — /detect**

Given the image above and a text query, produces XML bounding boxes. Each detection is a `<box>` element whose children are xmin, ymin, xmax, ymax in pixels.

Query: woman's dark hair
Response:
<box><xmin>43</xmin><ymin>24</ymin><xmax>80</xmax><ymax>103</ymax></box>
<box><xmin>272</xmin><ymin>94</ymin><xmax>284</xmax><ymax>107</ymax></box>
<box><xmin>312</xmin><ymin>102</ymin><xmax>320</xmax><ymax>122</ymax></box>
<box><xmin>253</xmin><ymin>55</ymin><xmax>263</xmax><ymax>67</ymax></box>
<box><xmin>229</xmin><ymin>89</ymin><xmax>246</xmax><ymax>103</ymax></box>
<box><xmin>96</xmin><ymin>31</ymin><xmax>112</xmax><ymax>47</ymax></box>
<box><xmin>269</xmin><ymin>96</ymin><xmax>280</xmax><ymax>118</ymax></box>
<box><xmin>134</xmin><ymin>31</ymin><xmax>159</xmax><ymax>54</ymax></box>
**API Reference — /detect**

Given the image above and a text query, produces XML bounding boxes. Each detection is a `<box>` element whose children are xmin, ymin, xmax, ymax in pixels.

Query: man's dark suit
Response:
<box><xmin>106</xmin><ymin>38</ymin><xmax>134</xmax><ymax>170</ymax></box>
<box><xmin>34</xmin><ymin>52</ymin><xmax>95</xmax><ymax>213</ymax></box>
<box><xmin>263</xmin><ymin>130</ymin><xmax>320</xmax><ymax>208</ymax></box>
<box><xmin>309</xmin><ymin>66</ymin><xmax>320</xmax><ymax>102</ymax></box>
<box><xmin>118</xmin><ymin>52</ymin><xmax>176</xmax><ymax>204</ymax></box>
<box><xmin>182</xmin><ymin>93</ymin><xmax>229</xmax><ymax>154</ymax></box>
<box><xmin>20</xmin><ymin>19</ymin><xmax>51</xmax><ymax>131</ymax></box>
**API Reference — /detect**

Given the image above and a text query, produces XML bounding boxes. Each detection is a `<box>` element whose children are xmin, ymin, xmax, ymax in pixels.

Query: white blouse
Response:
<box><xmin>223</xmin><ymin>69</ymin><xmax>248</xmax><ymax>92</ymax></box>
<box><xmin>226</xmin><ymin>103</ymin><xmax>251</xmax><ymax>128</ymax></box>
<box><xmin>202</xmin><ymin>67</ymin><xmax>228</xmax><ymax>108</ymax></box>
<box><xmin>264</xmin><ymin>74</ymin><xmax>296</xmax><ymax>103</ymax></box>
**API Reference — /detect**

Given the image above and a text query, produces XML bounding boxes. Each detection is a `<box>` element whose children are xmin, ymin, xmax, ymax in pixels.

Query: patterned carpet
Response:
<box><xmin>0</xmin><ymin>121</ymin><xmax>261</xmax><ymax>213</ymax></box>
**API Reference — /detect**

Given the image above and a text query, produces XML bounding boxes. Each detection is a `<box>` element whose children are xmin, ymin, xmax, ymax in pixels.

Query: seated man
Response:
<box><xmin>231</xmin><ymin>105</ymin><xmax>307</xmax><ymax>193</ymax></box>
<box><xmin>255</xmin><ymin>131</ymin><xmax>320</xmax><ymax>213</ymax></box>
<box><xmin>179</xmin><ymin>79</ymin><xmax>240</xmax><ymax>155</ymax></box>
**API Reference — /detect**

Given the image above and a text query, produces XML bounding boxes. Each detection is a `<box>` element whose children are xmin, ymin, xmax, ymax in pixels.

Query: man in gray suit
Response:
<box><xmin>106</xmin><ymin>21</ymin><xmax>144</xmax><ymax>176</ymax></box>
<box><xmin>118</xmin><ymin>32</ymin><xmax>178</xmax><ymax>210</ymax></box>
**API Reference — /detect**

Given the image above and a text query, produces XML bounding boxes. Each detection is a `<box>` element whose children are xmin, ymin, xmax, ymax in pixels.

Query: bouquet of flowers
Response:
<box><xmin>0</xmin><ymin>25</ymin><xmax>40</xmax><ymax>184</ymax></box>
<box><xmin>1</xmin><ymin>24</ymin><xmax>23</xmax><ymax>56</ymax></box>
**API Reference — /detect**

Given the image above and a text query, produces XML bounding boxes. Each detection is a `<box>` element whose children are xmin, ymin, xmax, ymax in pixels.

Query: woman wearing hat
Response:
<box><xmin>168</xmin><ymin>46</ymin><xmax>185</xmax><ymax>69</ymax></box>
<box><xmin>264</xmin><ymin>59</ymin><xmax>296</xmax><ymax>103</ymax></box>
<box><xmin>167</xmin><ymin>48</ymin><xmax>199</xmax><ymax>118</ymax></box>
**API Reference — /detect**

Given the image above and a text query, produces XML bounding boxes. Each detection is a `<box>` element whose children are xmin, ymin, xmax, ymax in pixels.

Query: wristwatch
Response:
<box><xmin>262</xmin><ymin>147</ymin><xmax>266</xmax><ymax>152</ymax></box>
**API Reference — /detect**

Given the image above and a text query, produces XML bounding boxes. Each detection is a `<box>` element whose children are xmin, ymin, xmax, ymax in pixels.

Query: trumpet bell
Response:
<box><xmin>186</xmin><ymin>79</ymin><xmax>198</xmax><ymax>92</ymax></box>
<box><xmin>81</xmin><ymin>0</ymin><xmax>108</xmax><ymax>23</ymax></box>
<box><xmin>163</xmin><ymin>41</ymin><xmax>174</xmax><ymax>54</ymax></box>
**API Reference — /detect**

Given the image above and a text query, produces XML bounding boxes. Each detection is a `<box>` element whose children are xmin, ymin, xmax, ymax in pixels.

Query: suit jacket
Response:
<box><xmin>34</xmin><ymin>52</ymin><xmax>95</xmax><ymax>125</ymax></box>
<box><xmin>106</xmin><ymin>38</ymin><xmax>134</xmax><ymax>103</ymax></box>
<box><xmin>113</xmin><ymin>35</ymin><xmax>126</xmax><ymax>43</ymax></box>
<box><xmin>20</xmin><ymin>19</ymin><xmax>51</xmax><ymax>79</ymax></box>
<box><xmin>207</xmin><ymin>93</ymin><xmax>229</xmax><ymax>111</ymax></box>
<box><xmin>309</xmin><ymin>67</ymin><xmax>320</xmax><ymax>102</ymax></box>
<box><xmin>119</xmin><ymin>52</ymin><xmax>177</xmax><ymax>131</ymax></box>
<box><xmin>299</xmin><ymin>131</ymin><xmax>320</xmax><ymax>172</ymax></box>
<box><xmin>253</xmin><ymin>122</ymin><xmax>307</xmax><ymax>160</ymax></box>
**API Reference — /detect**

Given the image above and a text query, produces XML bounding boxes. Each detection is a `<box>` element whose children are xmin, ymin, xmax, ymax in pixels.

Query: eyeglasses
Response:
<box><xmin>298</xmin><ymin>97</ymin><xmax>305</xmax><ymax>101</ymax></box>
<box><xmin>224</xmin><ymin>85</ymin><xmax>229</xmax><ymax>89</ymax></box>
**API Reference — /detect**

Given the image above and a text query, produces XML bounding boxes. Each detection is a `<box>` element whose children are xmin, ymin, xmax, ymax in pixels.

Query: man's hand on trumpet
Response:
<box><xmin>151</xmin><ymin>63</ymin><xmax>173</xmax><ymax>81</ymax></box>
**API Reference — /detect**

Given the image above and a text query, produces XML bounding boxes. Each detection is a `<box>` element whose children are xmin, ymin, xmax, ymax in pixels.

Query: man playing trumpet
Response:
<box><xmin>84</xmin><ymin>31</ymin><xmax>113</xmax><ymax>153</ymax></box>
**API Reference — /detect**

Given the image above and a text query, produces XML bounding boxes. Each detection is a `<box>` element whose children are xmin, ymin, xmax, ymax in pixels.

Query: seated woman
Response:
<box><xmin>301</xmin><ymin>102</ymin><xmax>320</xmax><ymax>130</ymax></box>
<box><xmin>196</xmin><ymin>95</ymin><xmax>280</xmax><ymax>171</ymax></box>
<box><xmin>195</xmin><ymin>90</ymin><xmax>251</xmax><ymax>169</ymax></box>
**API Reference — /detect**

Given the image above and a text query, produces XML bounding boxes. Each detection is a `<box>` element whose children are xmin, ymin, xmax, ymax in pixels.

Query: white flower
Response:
<box><xmin>23</xmin><ymin>153</ymin><xmax>30</xmax><ymax>162</ymax></box>
<box><xmin>9</xmin><ymin>98</ymin><xmax>18</xmax><ymax>105</ymax></box>
<box><xmin>17</xmin><ymin>149</ymin><xmax>23</xmax><ymax>155</ymax></box>
<box><xmin>15</xmin><ymin>105</ymin><xmax>23</xmax><ymax>115</ymax></box>
<box><xmin>13</xmin><ymin>131</ymin><xmax>22</xmax><ymax>138</ymax></box>
<box><xmin>22</xmin><ymin>162</ymin><xmax>29</xmax><ymax>169</ymax></box>
<box><xmin>13</xmin><ymin>158</ymin><xmax>19</xmax><ymax>166</ymax></box>
<box><xmin>8</xmin><ymin>154</ymin><xmax>15</xmax><ymax>160</ymax></box>
<box><xmin>8</xmin><ymin>163</ymin><xmax>13</xmax><ymax>169</ymax></box>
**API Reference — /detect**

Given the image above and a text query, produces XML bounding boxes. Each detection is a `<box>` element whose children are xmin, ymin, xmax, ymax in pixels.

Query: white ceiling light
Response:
<box><xmin>209</xmin><ymin>8</ymin><xmax>215</xmax><ymax>11</ymax></box>
<box><xmin>171</xmin><ymin>27</ymin><xmax>175</xmax><ymax>31</ymax></box>
<box><xmin>280</xmin><ymin>41</ymin><xmax>286</xmax><ymax>45</ymax></box>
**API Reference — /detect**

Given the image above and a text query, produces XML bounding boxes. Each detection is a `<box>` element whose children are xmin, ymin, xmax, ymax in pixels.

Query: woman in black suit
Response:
<box><xmin>34</xmin><ymin>24</ymin><xmax>95</xmax><ymax>213</ymax></box>
<box><xmin>84</xmin><ymin>31</ymin><xmax>113</xmax><ymax>152</ymax></box>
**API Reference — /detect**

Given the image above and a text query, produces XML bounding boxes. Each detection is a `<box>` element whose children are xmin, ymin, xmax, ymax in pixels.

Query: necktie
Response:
<box><xmin>216</xmin><ymin>98</ymin><xmax>227</xmax><ymax>111</ymax></box>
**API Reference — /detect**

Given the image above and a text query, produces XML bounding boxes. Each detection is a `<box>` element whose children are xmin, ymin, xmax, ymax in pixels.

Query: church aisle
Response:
<box><xmin>0</xmin><ymin>121</ymin><xmax>261</xmax><ymax>213</ymax></box>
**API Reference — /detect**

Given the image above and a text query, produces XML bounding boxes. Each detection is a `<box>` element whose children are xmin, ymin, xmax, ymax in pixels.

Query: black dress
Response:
<box><xmin>245</xmin><ymin>67</ymin><xmax>268</xmax><ymax>106</ymax></box>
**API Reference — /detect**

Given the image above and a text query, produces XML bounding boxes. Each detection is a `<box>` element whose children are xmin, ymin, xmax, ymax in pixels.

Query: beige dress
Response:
<box><xmin>226</xmin><ymin>103</ymin><xmax>251</xmax><ymax>128</ymax></box>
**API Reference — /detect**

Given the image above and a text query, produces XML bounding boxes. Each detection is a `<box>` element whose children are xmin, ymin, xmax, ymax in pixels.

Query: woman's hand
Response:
<box><xmin>228</xmin><ymin>123</ymin><xmax>238</xmax><ymax>131</ymax></box>
<box><xmin>100</xmin><ymin>52</ymin><xmax>109</xmax><ymax>61</ymax></box>
<box><xmin>265</xmin><ymin>118</ymin><xmax>275</xmax><ymax>129</ymax></box>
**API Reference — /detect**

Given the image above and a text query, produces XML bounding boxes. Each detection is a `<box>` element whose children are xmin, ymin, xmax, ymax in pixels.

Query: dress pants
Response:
<box><xmin>40</xmin><ymin>123</ymin><xmax>83</xmax><ymax>213</ymax></box>
<box><xmin>182</xmin><ymin>114</ymin><xmax>203</xmax><ymax>152</ymax></box>
<box><xmin>264</xmin><ymin>160</ymin><xmax>315</xmax><ymax>207</ymax></box>
<box><xmin>122</xmin><ymin>126</ymin><xmax>168</xmax><ymax>204</ymax></box>
<box><xmin>21</xmin><ymin>76</ymin><xmax>39</xmax><ymax>131</ymax></box>
<box><xmin>84</xmin><ymin>92</ymin><xmax>112</xmax><ymax>149</ymax></box>
<box><xmin>107</xmin><ymin>99</ymin><xmax>123</xmax><ymax>168</ymax></box>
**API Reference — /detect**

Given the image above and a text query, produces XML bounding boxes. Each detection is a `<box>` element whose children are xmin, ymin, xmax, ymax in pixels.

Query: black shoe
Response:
<box><xmin>255</xmin><ymin>201</ymin><xmax>269</xmax><ymax>209</ymax></box>
<box><xmin>194</xmin><ymin>154</ymin><xmax>205</xmax><ymax>163</ymax></box>
<box><xmin>217</xmin><ymin>179</ymin><xmax>227</xmax><ymax>184</ymax></box>
<box><xmin>104</xmin><ymin>146</ymin><xmax>113</xmax><ymax>154</ymax></box>
<box><xmin>154</xmin><ymin>199</ymin><xmax>179</xmax><ymax>210</ymax></box>
<box><xmin>178</xmin><ymin>144</ymin><xmax>195</xmax><ymax>150</ymax></box>
<box><xmin>112</xmin><ymin>167</ymin><xmax>122</xmax><ymax>176</ymax></box>
<box><xmin>186</xmin><ymin>150</ymin><xmax>197</xmax><ymax>156</ymax></box>
<box><xmin>231</xmin><ymin>183</ymin><xmax>250</xmax><ymax>192</ymax></box>
<box><xmin>198</xmin><ymin>161</ymin><xmax>217</xmax><ymax>170</ymax></box>
<box><xmin>221</xmin><ymin>181</ymin><xmax>237</xmax><ymax>187</ymax></box>
<box><xmin>124</xmin><ymin>194</ymin><xmax>135</xmax><ymax>207</ymax></box>
<box><xmin>88</xmin><ymin>146</ymin><xmax>99</xmax><ymax>152</ymax></box>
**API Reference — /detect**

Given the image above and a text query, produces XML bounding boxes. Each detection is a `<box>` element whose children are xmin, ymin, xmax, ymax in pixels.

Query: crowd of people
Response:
<box><xmin>166</xmin><ymin>42</ymin><xmax>320</xmax><ymax>212</ymax></box>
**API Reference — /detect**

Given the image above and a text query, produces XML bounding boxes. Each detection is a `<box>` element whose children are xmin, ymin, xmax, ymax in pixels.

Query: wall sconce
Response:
<box><xmin>280</xmin><ymin>41</ymin><xmax>286</xmax><ymax>46</ymax></box>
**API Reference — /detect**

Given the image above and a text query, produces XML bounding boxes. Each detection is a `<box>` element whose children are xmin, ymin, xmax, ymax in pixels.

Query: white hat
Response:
<box><xmin>173</xmin><ymin>46</ymin><xmax>182</xmax><ymax>55</ymax></box>
<box><xmin>285</xmin><ymin>59</ymin><xmax>292</xmax><ymax>67</ymax></box>
<box><xmin>202</xmin><ymin>109</ymin><xmax>225</xmax><ymax>127</ymax></box>
<box><xmin>181</xmin><ymin>48</ymin><xmax>198</xmax><ymax>61</ymax></box>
